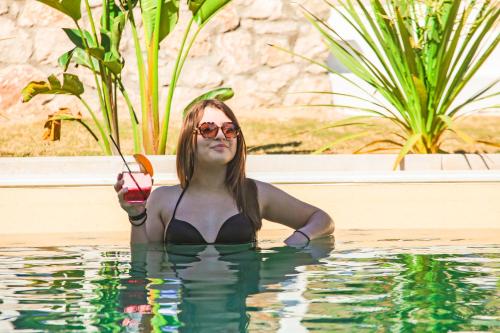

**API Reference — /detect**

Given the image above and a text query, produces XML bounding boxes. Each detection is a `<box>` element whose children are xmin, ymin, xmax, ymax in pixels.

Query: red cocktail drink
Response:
<box><xmin>122</xmin><ymin>172</ymin><xmax>152</xmax><ymax>203</ymax></box>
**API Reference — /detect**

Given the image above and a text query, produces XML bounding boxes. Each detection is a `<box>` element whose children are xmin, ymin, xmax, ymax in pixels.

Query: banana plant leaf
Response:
<box><xmin>37</xmin><ymin>0</ymin><xmax>82</xmax><ymax>20</ymax></box>
<box><xmin>183</xmin><ymin>87</ymin><xmax>234</xmax><ymax>118</ymax></box>
<box><xmin>191</xmin><ymin>0</ymin><xmax>231</xmax><ymax>25</ymax></box>
<box><xmin>22</xmin><ymin>74</ymin><xmax>84</xmax><ymax>102</ymax></box>
<box><xmin>141</xmin><ymin>0</ymin><xmax>180</xmax><ymax>44</ymax></box>
<box><xmin>43</xmin><ymin>108</ymin><xmax>99</xmax><ymax>142</ymax></box>
<box><xmin>188</xmin><ymin>0</ymin><xmax>204</xmax><ymax>13</ymax></box>
<box><xmin>63</xmin><ymin>28</ymin><xmax>96</xmax><ymax>49</ymax></box>
<box><xmin>58</xmin><ymin>47</ymin><xmax>100</xmax><ymax>72</ymax></box>
<box><xmin>110</xmin><ymin>12</ymin><xmax>126</xmax><ymax>58</ymax></box>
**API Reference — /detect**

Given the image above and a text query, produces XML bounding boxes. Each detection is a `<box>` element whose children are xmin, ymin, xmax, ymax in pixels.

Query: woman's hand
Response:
<box><xmin>284</xmin><ymin>231</ymin><xmax>310</xmax><ymax>248</ymax></box>
<box><xmin>114</xmin><ymin>173</ymin><xmax>147</xmax><ymax>217</ymax></box>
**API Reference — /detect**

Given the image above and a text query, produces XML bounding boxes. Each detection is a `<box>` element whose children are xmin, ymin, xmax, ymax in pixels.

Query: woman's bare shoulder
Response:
<box><xmin>146</xmin><ymin>184</ymin><xmax>183</xmax><ymax>230</ymax></box>
<box><xmin>248</xmin><ymin>178</ymin><xmax>273</xmax><ymax>195</ymax></box>
<box><xmin>246</xmin><ymin>178</ymin><xmax>274</xmax><ymax>207</ymax></box>
<box><xmin>148</xmin><ymin>184</ymin><xmax>182</xmax><ymax>205</ymax></box>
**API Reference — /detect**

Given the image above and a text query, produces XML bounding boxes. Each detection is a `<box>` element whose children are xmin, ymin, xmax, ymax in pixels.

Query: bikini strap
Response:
<box><xmin>163</xmin><ymin>184</ymin><xmax>189</xmax><ymax>243</ymax></box>
<box><xmin>171</xmin><ymin>184</ymin><xmax>188</xmax><ymax>221</ymax></box>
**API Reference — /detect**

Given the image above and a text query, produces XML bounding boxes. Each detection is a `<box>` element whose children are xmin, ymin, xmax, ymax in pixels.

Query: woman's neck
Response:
<box><xmin>189</xmin><ymin>162</ymin><xmax>227</xmax><ymax>191</ymax></box>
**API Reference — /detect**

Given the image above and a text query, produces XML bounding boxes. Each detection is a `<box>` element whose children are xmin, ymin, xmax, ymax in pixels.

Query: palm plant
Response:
<box><xmin>287</xmin><ymin>0</ymin><xmax>499</xmax><ymax>168</ymax></box>
<box><xmin>22</xmin><ymin>0</ymin><xmax>233</xmax><ymax>155</ymax></box>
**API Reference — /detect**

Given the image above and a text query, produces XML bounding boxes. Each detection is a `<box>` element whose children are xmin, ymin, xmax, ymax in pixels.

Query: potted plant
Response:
<box><xmin>281</xmin><ymin>0</ymin><xmax>499</xmax><ymax>169</ymax></box>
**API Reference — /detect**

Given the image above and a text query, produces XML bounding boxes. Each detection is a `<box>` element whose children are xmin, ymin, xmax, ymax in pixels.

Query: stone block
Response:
<box><xmin>208</xmin><ymin>4</ymin><xmax>240</xmax><ymax>33</ymax></box>
<box><xmin>293</xmin><ymin>29</ymin><xmax>328</xmax><ymax>59</ymax></box>
<box><xmin>249</xmin><ymin>20</ymin><xmax>299</xmax><ymax>35</ymax></box>
<box><xmin>255</xmin><ymin>64</ymin><xmax>301</xmax><ymax>92</ymax></box>
<box><xmin>225</xmin><ymin>75</ymin><xmax>280</xmax><ymax>109</ymax></box>
<box><xmin>215</xmin><ymin>29</ymin><xmax>259</xmax><ymax>74</ymax></box>
<box><xmin>0</xmin><ymin>64</ymin><xmax>47</xmax><ymax>111</ymax></box>
<box><xmin>305</xmin><ymin>63</ymin><xmax>328</xmax><ymax>74</ymax></box>
<box><xmin>0</xmin><ymin>17</ymin><xmax>32</xmax><ymax>64</ymax></box>
<box><xmin>18</xmin><ymin>0</ymin><xmax>73</xmax><ymax>27</ymax></box>
<box><xmin>33</xmin><ymin>28</ymin><xmax>73</xmax><ymax>64</ymax></box>
<box><xmin>283</xmin><ymin>74</ymin><xmax>331</xmax><ymax>106</ymax></box>
<box><xmin>240</xmin><ymin>0</ymin><xmax>283</xmax><ymax>20</ymax></box>
<box><xmin>178</xmin><ymin>58</ymin><xmax>224</xmax><ymax>89</ymax></box>
<box><xmin>256</xmin><ymin>35</ymin><xmax>293</xmax><ymax>67</ymax></box>
<box><xmin>299</xmin><ymin>0</ymin><xmax>331</xmax><ymax>20</ymax></box>
<box><xmin>0</xmin><ymin>64</ymin><xmax>62</xmax><ymax>123</ymax></box>
<box><xmin>0</xmin><ymin>2</ymin><xmax>9</xmax><ymax>15</ymax></box>
<box><xmin>8</xmin><ymin>1</ymin><xmax>20</xmax><ymax>19</ymax></box>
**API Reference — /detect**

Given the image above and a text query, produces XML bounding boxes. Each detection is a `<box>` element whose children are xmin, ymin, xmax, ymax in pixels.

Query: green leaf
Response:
<box><xmin>296</xmin><ymin>0</ymin><xmax>499</xmax><ymax>155</ymax></box>
<box><xmin>22</xmin><ymin>73</ymin><xmax>85</xmax><ymax>102</ymax></box>
<box><xmin>59</xmin><ymin>47</ymin><xmax>96</xmax><ymax>70</ymax></box>
<box><xmin>476</xmin><ymin>140</ymin><xmax>500</xmax><ymax>149</ymax></box>
<box><xmin>353</xmin><ymin>139</ymin><xmax>404</xmax><ymax>154</ymax></box>
<box><xmin>188</xmin><ymin>0</ymin><xmax>204</xmax><ymax>13</ymax></box>
<box><xmin>37</xmin><ymin>0</ymin><xmax>82</xmax><ymax>20</ymax></box>
<box><xmin>393</xmin><ymin>133</ymin><xmax>421</xmax><ymax>170</ymax></box>
<box><xmin>312</xmin><ymin>130</ymin><xmax>375</xmax><ymax>154</ymax></box>
<box><xmin>183</xmin><ymin>87</ymin><xmax>234</xmax><ymax>118</ymax></box>
<box><xmin>101</xmin><ymin>0</ymin><xmax>122</xmax><ymax>30</ymax></box>
<box><xmin>71</xmin><ymin>47</ymin><xmax>100</xmax><ymax>70</ymax></box>
<box><xmin>110</xmin><ymin>12</ymin><xmax>126</xmax><ymax>58</ymax></box>
<box><xmin>58</xmin><ymin>48</ymin><xmax>75</xmax><ymax>71</ymax></box>
<box><xmin>412</xmin><ymin>75</ymin><xmax>428</xmax><ymax>112</ymax></box>
<box><xmin>191</xmin><ymin>0</ymin><xmax>231</xmax><ymax>25</ymax></box>
<box><xmin>63</xmin><ymin>28</ymin><xmax>95</xmax><ymax>48</ymax></box>
<box><xmin>438</xmin><ymin>114</ymin><xmax>475</xmax><ymax>145</ymax></box>
<box><xmin>97</xmin><ymin>27</ymin><xmax>124</xmax><ymax>74</ymax></box>
<box><xmin>141</xmin><ymin>0</ymin><xmax>180</xmax><ymax>43</ymax></box>
<box><xmin>293</xmin><ymin>115</ymin><xmax>374</xmax><ymax>136</ymax></box>
<box><xmin>88</xmin><ymin>47</ymin><xmax>106</xmax><ymax>59</ymax></box>
<box><xmin>103</xmin><ymin>57</ymin><xmax>124</xmax><ymax>75</ymax></box>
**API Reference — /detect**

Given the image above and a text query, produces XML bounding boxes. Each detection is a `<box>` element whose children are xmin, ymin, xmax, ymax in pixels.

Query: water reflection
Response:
<box><xmin>118</xmin><ymin>237</ymin><xmax>335</xmax><ymax>332</ymax></box>
<box><xmin>1</xmin><ymin>238</ymin><xmax>498</xmax><ymax>332</ymax></box>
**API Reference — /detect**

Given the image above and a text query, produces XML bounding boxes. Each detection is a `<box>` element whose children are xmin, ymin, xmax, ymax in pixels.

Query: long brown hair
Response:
<box><xmin>176</xmin><ymin>99</ymin><xmax>262</xmax><ymax>231</ymax></box>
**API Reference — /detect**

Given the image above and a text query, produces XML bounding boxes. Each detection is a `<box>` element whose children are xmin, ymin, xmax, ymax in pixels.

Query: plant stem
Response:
<box><xmin>127</xmin><ymin>0</ymin><xmax>148</xmax><ymax>153</ymax></box>
<box><xmin>78</xmin><ymin>97</ymin><xmax>111</xmax><ymax>155</ymax></box>
<box><xmin>118</xmin><ymin>78</ymin><xmax>142</xmax><ymax>153</ymax></box>
<box><xmin>159</xmin><ymin>17</ymin><xmax>194</xmax><ymax>154</ymax></box>
<box><xmin>74</xmin><ymin>20</ymin><xmax>111</xmax><ymax>147</ymax></box>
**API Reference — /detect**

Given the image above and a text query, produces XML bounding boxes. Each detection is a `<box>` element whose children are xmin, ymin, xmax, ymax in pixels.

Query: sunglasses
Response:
<box><xmin>194</xmin><ymin>122</ymin><xmax>240</xmax><ymax>140</ymax></box>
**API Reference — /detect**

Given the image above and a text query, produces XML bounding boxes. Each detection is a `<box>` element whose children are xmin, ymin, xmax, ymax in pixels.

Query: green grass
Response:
<box><xmin>0</xmin><ymin>116</ymin><xmax>498</xmax><ymax>156</ymax></box>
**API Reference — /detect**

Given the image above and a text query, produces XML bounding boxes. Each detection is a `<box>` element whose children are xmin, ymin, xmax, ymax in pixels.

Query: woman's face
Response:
<box><xmin>195</xmin><ymin>107</ymin><xmax>238</xmax><ymax>166</ymax></box>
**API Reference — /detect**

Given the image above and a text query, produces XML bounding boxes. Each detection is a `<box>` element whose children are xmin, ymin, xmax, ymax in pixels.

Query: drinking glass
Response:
<box><xmin>121</xmin><ymin>162</ymin><xmax>153</xmax><ymax>203</ymax></box>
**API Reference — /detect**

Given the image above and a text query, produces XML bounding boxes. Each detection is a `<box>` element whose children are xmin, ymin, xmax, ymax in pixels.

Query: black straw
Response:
<box><xmin>109</xmin><ymin>135</ymin><xmax>147</xmax><ymax>200</ymax></box>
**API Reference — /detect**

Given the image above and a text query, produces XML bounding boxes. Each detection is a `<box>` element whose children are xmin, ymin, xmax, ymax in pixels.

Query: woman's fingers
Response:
<box><xmin>117</xmin><ymin>187</ymin><xmax>127</xmax><ymax>202</ymax></box>
<box><xmin>117</xmin><ymin>187</ymin><xmax>147</xmax><ymax>213</ymax></box>
<box><xmin>114</xmin><ymin>178</ymin><xmax>124</xmax><ymax>192</ymax></box>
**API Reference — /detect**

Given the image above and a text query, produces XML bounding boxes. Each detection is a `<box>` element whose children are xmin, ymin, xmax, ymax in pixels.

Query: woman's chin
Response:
<box><xmin>199</xmin><ymin>152</ymin><xmax>234</xmax><ymax>165</ymax></box>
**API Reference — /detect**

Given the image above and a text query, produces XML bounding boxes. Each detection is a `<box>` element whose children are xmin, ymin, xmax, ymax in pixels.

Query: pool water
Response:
<box><xmin>0</xmin><ymin>236</ymin><xmax>498</xmax><ymax>332</ymax></box>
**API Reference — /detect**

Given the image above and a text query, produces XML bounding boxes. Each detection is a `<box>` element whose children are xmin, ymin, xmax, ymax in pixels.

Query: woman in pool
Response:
<box><xmin>114</xmin><ymin>99</ymin><xmax>334</xmax><ymax>246</ymax></box>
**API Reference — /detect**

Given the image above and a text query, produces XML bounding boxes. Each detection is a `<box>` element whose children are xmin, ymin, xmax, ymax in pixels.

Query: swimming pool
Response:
<box><xmin>0</xmin><ymin>232</ymin><xmax>498</xmax><ymax>332</ymax></box>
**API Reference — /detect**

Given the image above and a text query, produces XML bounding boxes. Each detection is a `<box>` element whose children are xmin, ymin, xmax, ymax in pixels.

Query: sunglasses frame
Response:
<box><xmin>193</xmin><ymin>122</ymin><xmax>240</xmax><ymax>140</ymax></box>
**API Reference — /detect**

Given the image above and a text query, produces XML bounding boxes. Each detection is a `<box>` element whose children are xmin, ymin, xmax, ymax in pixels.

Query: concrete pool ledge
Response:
<box><xmin>0</xmin><ymin>154</ymin><xmax>500</xmax><ymax>186</ymax></box>
<box><xmin>0</xmin><ymin>154</ymin><xmax>499</xmax><ymax>235</ymax></box>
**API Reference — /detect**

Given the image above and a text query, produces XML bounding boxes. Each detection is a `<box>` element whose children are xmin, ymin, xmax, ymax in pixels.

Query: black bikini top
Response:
<box><xmin>164</xmin><ymin>184</ymin><xmax>257</xmax><ymax>245</ymax></box>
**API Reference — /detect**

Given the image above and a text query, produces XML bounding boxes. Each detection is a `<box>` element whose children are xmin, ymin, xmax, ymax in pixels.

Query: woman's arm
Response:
<box><xmin>254</xmin><ymin>180</ymin><xmax>335</xmax><ymax>246</ymax></box>
<box><xmin>115</xmin><ymin>173</ymin><xmax>173</xmax><ymax>244</ymax></box>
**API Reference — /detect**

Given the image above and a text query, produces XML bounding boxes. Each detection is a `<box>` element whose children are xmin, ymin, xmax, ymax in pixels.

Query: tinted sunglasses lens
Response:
<box><xmin>222</xmin><ymin>123</ymin><xmax>238</xmax><ymax>139</ymax></box>
<box><xmin>199</xmin><ymin>123</ymin><xmax>218</xmax><ymax>138</ymax></box>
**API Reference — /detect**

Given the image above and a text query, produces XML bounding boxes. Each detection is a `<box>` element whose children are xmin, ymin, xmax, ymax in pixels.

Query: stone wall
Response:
<box><xmin>0</xmin><ymin>0</ymin><xmax>332</xmax><ymax>124</ymax></box>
